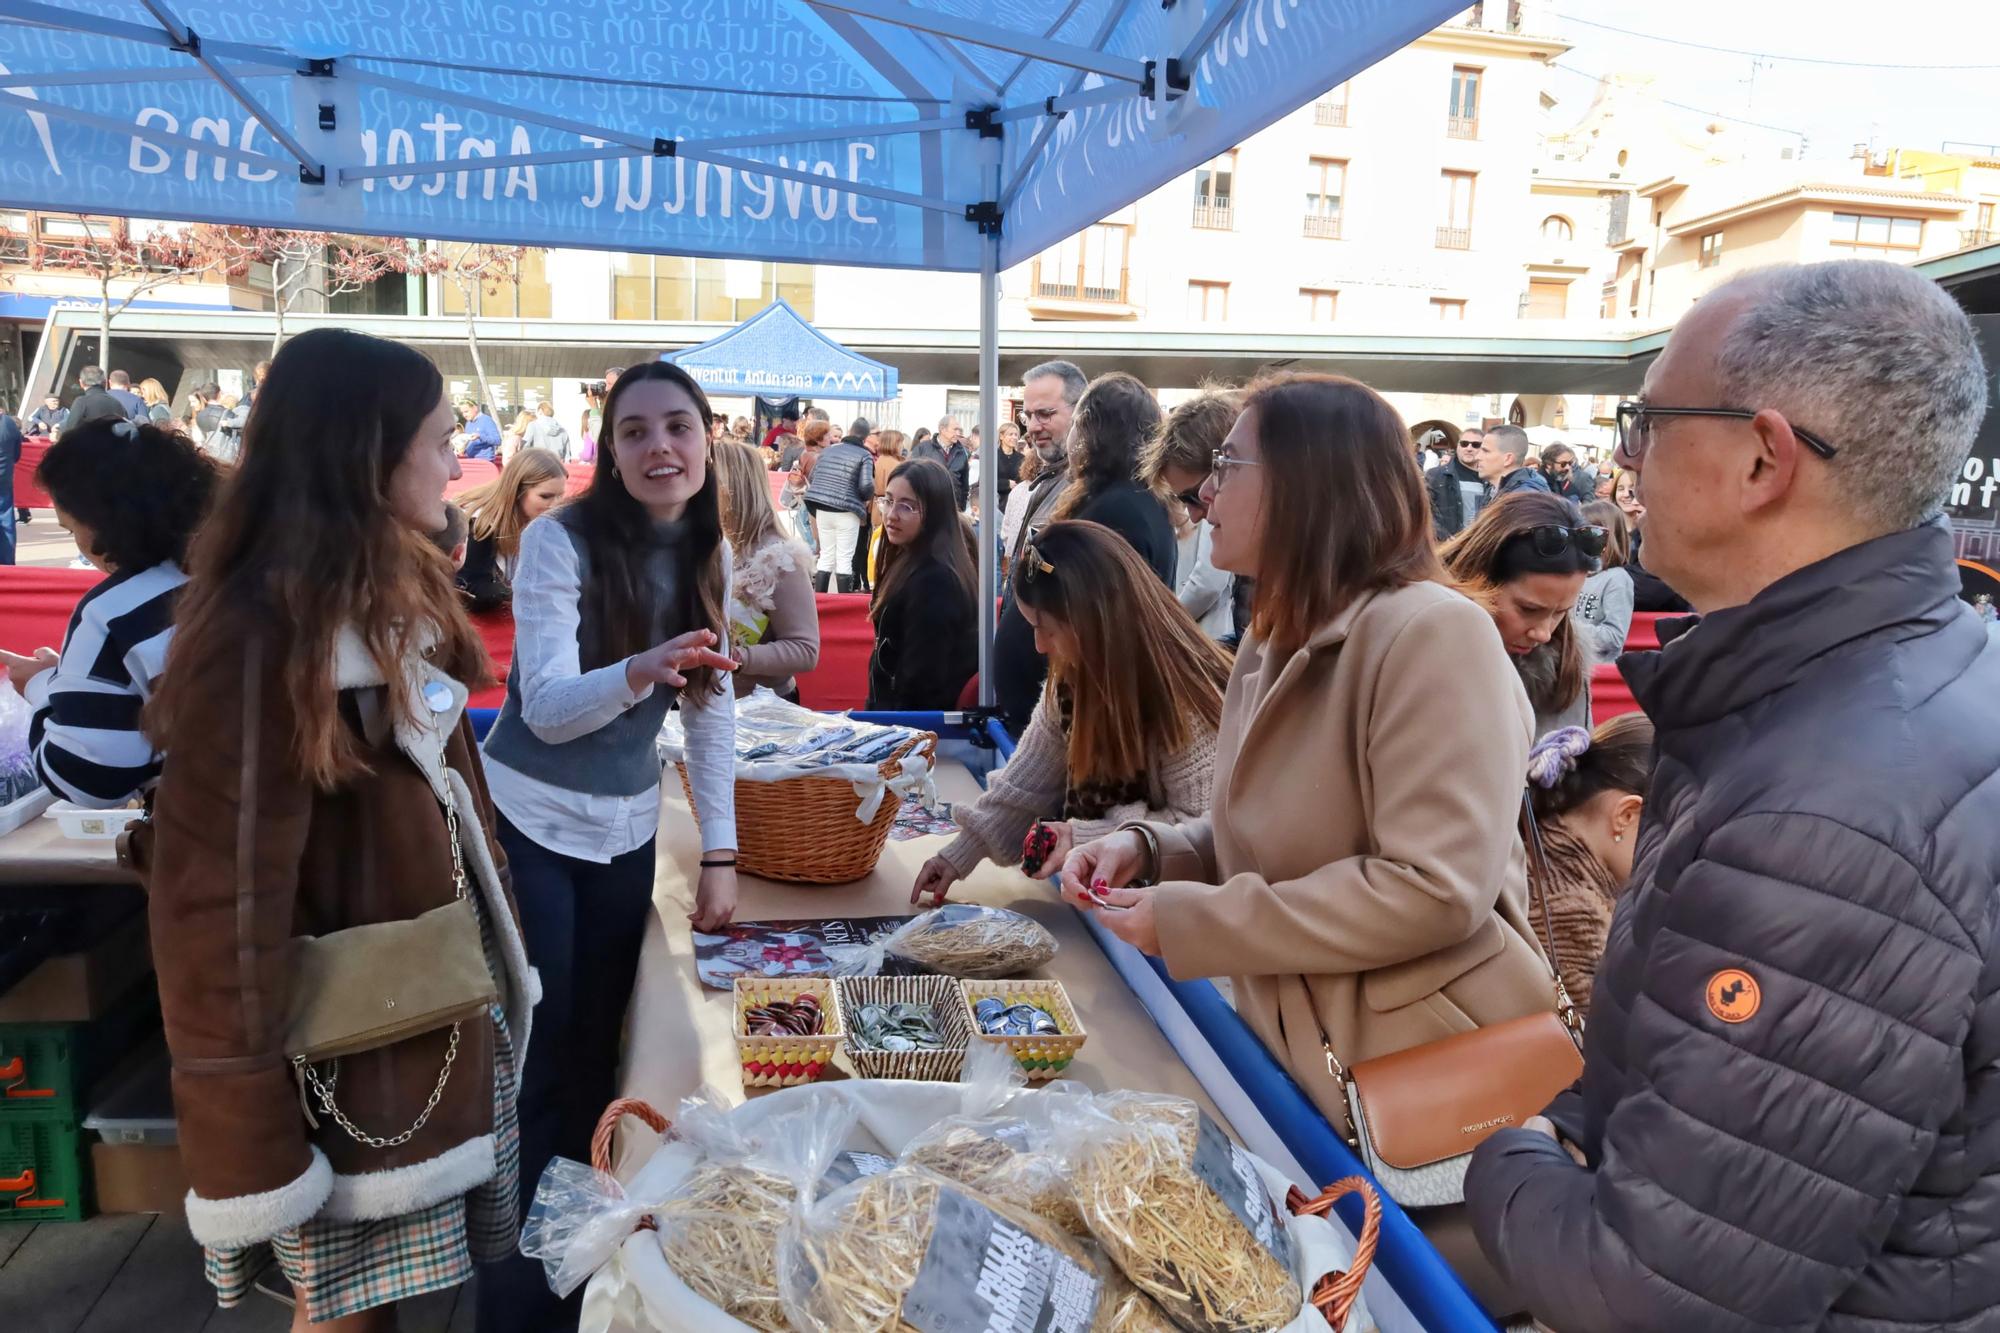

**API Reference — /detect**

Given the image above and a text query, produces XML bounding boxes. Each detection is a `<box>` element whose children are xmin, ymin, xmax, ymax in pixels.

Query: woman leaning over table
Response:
<box><xmin>146</xmin><ymin>329</ymin><xmax>534</xmax><ymax>1332</ymax></box>
<box><xmin>1060</xmin><ymin>372</ymin><xmax>1553</xmax><ymax>1318</ymax></box>
<box><xmin>474</xmin><ymin>359</ymin><xmax>740</xmax><ymax>1333</ymax></box>
<box><xmin>910</xmin><ymin>519</ymin><xmax>1230</xmax><ymax>906</ymax></box>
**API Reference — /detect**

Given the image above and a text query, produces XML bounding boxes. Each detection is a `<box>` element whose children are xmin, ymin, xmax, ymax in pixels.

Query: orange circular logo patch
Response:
<box><xmin>1706</xmin><ymin>969</ymin><xmax>1761</xmax><ymax>1024</ymax></box>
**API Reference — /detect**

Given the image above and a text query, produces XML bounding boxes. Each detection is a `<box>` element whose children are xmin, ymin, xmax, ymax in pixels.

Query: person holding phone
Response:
<box><xmin>475</xmin><ymin>360</ymin><xmax>738</xmax><ymax>1333</ymax></box>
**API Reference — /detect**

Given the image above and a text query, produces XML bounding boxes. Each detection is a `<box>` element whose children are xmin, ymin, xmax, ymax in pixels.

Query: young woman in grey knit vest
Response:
<box><xmin>911</xmin><ymin>519</ymin><xmax>1231</xmax><ymax>906</ymax></box>
<box><xmin>476</xmin><ymin>360</ymin><xmax>739</xmax><ymax>1333</ymax></box>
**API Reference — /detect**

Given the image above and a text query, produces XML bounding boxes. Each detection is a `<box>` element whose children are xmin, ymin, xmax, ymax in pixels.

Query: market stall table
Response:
<box><xmin>609</xmin><ymin>756</ymin><xmax>1233</xmax><ymax>1178</ymax></box>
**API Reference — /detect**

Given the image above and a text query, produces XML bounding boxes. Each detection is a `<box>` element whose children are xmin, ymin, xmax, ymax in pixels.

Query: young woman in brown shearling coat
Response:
<box><xmin>147</xmin><ymin>330</ymin><xmax>536</xmax><ymax>1333</ymax></box>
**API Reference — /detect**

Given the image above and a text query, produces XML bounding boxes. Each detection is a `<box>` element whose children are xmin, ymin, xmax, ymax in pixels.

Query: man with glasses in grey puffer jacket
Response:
<box><xmin>1468</xmin><ymin>259</ymin><xmax>2000</xmax><ymax>1332</ymax></box>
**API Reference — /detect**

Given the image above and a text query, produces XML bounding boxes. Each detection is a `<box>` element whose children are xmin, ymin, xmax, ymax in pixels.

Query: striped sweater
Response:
<box><xmin>26</xmin><ymin>561</ymin><xmax>187</xmax><ymax>808</ymax></box>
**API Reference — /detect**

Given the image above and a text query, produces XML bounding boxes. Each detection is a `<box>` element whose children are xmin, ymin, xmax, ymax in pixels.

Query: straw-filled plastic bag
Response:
<box><xmin>897</xmin><ymin>1042</ymin><xmax>1086</xmax><ymax>1235</ymax></box>
<box><xmin>830</xmin><ymin>903</ymin><xmax>1058</xmax><ymax>980</ymax></box>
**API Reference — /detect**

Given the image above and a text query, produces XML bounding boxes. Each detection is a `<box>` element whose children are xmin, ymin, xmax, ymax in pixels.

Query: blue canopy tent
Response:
<box><xmin>0</xmin><ymin>0</ymin><xmax>1465</xmax><ymax>705</ymax></box>
<box><xmin>0</xmin><ymin>3</ymin><xmax>1500</xmax><ymax>1326</ymax></box>
<box><xmin>662</xmin><ymin>297</ymin><xmax>898</xmax><ymax>401</ymax></box>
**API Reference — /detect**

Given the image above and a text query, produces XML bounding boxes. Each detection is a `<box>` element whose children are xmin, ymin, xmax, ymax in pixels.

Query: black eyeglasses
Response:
<box><xmin>1511</xmin><ymin>524</ymin><xmax>1609</xmax><ymax>561</ymax></box>
<box><xmin>1174</xmin><ymin>486</ymin><xmax>1205</xmax><ymax>509</ymax></box>
<box><xmin>1615</xmin><ymin>401</ymin><xmax>1839</xmax><ymax>463</ymax></box>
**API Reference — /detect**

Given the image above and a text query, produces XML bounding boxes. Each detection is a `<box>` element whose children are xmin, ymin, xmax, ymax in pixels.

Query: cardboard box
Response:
<box><xmin>0</xmin><ymin>907</ymin><xmax>151</xmax><ymax>1024</ymax></box>
<box><xmin>90</xmin><ymin>1141</ymin><xmax>185</xmax><ymax>1216</ymax></box>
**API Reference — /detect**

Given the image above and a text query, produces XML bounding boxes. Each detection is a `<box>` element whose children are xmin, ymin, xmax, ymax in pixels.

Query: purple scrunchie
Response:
<box><xmin>1527</xmin><ymin>726</ymin><xmax>1592</xmax><ymax>789</ymax></box>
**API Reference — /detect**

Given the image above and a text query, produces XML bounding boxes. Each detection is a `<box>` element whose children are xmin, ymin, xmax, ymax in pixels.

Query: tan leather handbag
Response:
<box><xmin>1317</xmin><ymin>794</ymin><xmax>1584</xmax><ymax>1209</ymax></box>
<box><xmin>230</xmin><ymin>635</ymin><xmax>499</xmax><ymax>1151</ymax></box>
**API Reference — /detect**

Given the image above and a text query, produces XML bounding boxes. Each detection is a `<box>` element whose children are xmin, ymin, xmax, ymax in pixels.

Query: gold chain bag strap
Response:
<box><xmin>241</xmin><ymin>636</ymin><xmax>499</xmax><ymax>1151</ymax></box>
<box><xmin>1315</xmin><ymin>792</ymin><xmax>1584</xmax><ymax>1209</ymax></box>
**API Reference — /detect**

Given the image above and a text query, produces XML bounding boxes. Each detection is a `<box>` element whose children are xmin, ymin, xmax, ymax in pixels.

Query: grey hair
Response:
<box><xmin>1485</xmin><ymin>423</ymin><xmax>1530</xmax><ymax>463</ymax></box>
<box><xmin>1709</xmin><ymin>260</ymin><xmax>1989</xmax><ymax>530</ymax></box>
<box><xmin>1022</xmin><ymin>359</ymin><xmax>1088</xmax><ymax>406</ymax></box>
<box><xmin>79</xmin><ymin>365</ymin><xmax>105</xmax><ymax>387</ymax></box>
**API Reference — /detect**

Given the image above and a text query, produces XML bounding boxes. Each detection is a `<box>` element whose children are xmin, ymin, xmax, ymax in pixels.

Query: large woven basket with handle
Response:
<box><xmin>675</xmin><ymin>732</ymin><xmax>936</xmax><ymax>884</ymax></box>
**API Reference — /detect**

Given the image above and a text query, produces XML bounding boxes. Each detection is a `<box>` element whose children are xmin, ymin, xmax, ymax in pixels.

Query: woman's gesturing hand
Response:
<box><xmin>626</xmin><ymin>629</ymin><xmax>737</xmax><ymax>695</ymax></box>
<box><xmin>689</xmin><ymin>863</ymin><xmax>738</xmax><ymax>932</ymax></box>
<box><xmin>1057</xmin><ymin>829</ymin><xmax>1147</xmax><ymax>909</ymax></box>
<box><xmin>0</xmin><ymin>646</ymin><xmax>58</xmax><ymax>695</ymax></box>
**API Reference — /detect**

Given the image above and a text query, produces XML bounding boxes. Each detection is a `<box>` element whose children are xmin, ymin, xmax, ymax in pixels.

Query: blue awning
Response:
<box><xmin>0</xmin><ymin>1</ymin><xmax>1464</xmax><ymax>273</ymax></box>
<box><xmin>662</xmin><ymin>299</ymin><xmax>897</xmax><ymax>401</ymax></box>
<box><xmin>0</xmin><ymin>292</ymin><xmax>221</xmax><ymax>321</ymax></box>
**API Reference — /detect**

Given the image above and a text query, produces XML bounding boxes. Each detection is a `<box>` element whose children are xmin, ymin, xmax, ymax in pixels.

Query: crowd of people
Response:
<box><xmin>0</xmin><ymin>255</ymin><xmax>1995</xmax><ymax>1333</ymax></box>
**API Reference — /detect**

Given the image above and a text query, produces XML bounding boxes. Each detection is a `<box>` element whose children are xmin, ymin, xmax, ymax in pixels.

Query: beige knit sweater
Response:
<box><xmin>939</xmin><ymin>691</ymin><xmax>1218</xmax><ymax>877</ymax></box>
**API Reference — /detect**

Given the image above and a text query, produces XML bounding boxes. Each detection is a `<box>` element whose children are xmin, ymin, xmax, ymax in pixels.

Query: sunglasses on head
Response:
<box><xmin>1513</xmin><ymin>523</ymin><xmax>1608</xmax><ymax>561</ymax></box>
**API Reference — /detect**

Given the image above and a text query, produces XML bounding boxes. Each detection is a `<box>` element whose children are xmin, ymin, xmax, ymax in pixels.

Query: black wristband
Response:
<box><xmin>699</xmin><ymin>857</ymin><xmax>738</xmax><ymax>869</ymax></box>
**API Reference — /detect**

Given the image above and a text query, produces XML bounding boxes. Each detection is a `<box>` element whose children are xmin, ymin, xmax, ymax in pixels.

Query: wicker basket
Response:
<box><xmin>676</xmin><ymin>733</ymin><xmax>936</xmax><ymax>885</ymax></box>
<box><xmin>836</xmin><ymin>974</ymin><xmax>971</xmax><ymax>1082</ymax></box>
<box><xmin>959</xmin><ymin>979</ymin><xmax>1088</xmax><ymax>1079</ymax></box>
<box><xmin>733</xmin><ymin>976</ymin><xmax>844</xmax><ymax>1088</ymax></box>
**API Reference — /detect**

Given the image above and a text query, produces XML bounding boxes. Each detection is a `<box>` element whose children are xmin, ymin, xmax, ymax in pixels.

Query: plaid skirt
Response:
<box><xmin>202</xmin><ymin>1003</ymin><xmax>522</xmax><ymax>1323</ymax></box>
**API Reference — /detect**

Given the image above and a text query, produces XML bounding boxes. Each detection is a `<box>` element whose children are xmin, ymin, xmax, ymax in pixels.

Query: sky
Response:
<box><xmin>1540</xmin><ymin>0</ymin><xmax>2000</xmax><ymax>163</ymax></box>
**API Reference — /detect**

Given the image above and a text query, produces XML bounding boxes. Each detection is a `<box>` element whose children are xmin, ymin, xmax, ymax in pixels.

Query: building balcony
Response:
<box><xmin>1027</xmin><ymin>259</ymin><xmax>1132</xmax><ymax>318</ymax></box>
<box><xmin>1964</xmin><ymin>228</ymin><xmax>2000</xmax><ymax>250</ymax></box>
<box><xmin>1436</xmin><ymin>226</ymin><xmax>1472</xmax><ymax>250</ymax></box>
<box><xmin>1314</xmin><ymin>100</ymin><xmax>1348</xmax><ymax>127</ymax></box>
<box><xmin>1303</xmin><ymin>213</ymin><xmax>1343</xmax><ymax>240</ymax></box>
<box><xmin>1192</xmin><ymin>200</ymin><xmax>1234</xmax><ymax>230</ymax></box>
<box><xmin>1447</xmin><ymin>114</ymin><xmax>1479</xmax><ymax>140</ymax></box>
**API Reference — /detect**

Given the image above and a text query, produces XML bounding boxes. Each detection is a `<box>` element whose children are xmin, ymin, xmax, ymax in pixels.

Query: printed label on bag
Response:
<box><xmin>1191</xmin><ymin>1110</ymin><xmax>1297</xmax><ymax>1273</ymax></box>
<box><xmin>902</xmin><ymin>1186</ymin><xmax>1101</xmax><ymax>1333</ymax></box>
<box><xmin>820</xmin><ymin>1149</ymin><xmax>897</xmax><ymax>1192</ymax></box>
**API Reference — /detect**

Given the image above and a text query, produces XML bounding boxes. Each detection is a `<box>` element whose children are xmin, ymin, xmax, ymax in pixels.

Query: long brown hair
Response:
<box><xmin>1015</xmin><ymin>521</ymin><xmax>1231</xmax><ymax>785</ymax></box>
<box><xmin>1240</xmin><ymin>375</ymin><xmax>1444</xmax><ymax>659</ymax></box>
<box><xmin>457</xmin><ymin>446</ymin><xmax>566</xmax><ymax>557</ymax></box>
<box><xmin>872</xmin><ymin>458</ymin><xmax>974</xmax><ymax>627</ymax></box>
<box><xmin>1582</xmin><ymin>499</ymin><xmax>1630</xmax><ymax>569</ymax></box>
<box><xmin>1052</xmin><ymin>373</ymin><xmax>1164</xmax><ymax>521</ymax></box>
<box><xmin>150</xmin><ymin>328</ymin><xmax>487</xmax><ymax>789</ymax></box>
<box><xmin>1442</xmin><ymin>490</ymin><xmax>1595</xmax><ymax>715</ymax></box>
<box><xmin>714</xmin><ymin>439</ymin><xmax>783</xmax><ymax>553</ymax></box>
<box><xmin>570</xmin><ymin>361</ymin><xmax>729</xmax><ymax>698</ymax></box>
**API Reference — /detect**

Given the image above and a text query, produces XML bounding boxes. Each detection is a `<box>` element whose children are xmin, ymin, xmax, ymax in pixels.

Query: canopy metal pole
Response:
<box><xmin>975</xmin><ymin>154</ymin><xmax>1002</xmax><ymax>711</ymax></box>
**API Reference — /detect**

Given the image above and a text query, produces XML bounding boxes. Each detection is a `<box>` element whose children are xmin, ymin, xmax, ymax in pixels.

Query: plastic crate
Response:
<box><xmin>82</xmin><ymin>1041</ymin><xmax>175</xmax><ymax>1146</ymax></box>
<box><xmin>0</xmin><ymin>1117</ymin><xmax>88</xmax><ymax>1222</ymax></box>
<box><xmin>0</xmin><ymin>983</ymin><xmax>160</xmax><ymax>1123</ymax></box>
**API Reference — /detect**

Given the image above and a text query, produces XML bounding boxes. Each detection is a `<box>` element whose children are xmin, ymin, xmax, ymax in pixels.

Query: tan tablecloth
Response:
<box><xmin>0</xmin><ymin>814</ymin><xmax>133</xmax><ymax>887</ymax></box>
<box><xmin>609</xmin><ymin>760</ymin><xmax>1230</xmax><ymax>1174</ymax></box>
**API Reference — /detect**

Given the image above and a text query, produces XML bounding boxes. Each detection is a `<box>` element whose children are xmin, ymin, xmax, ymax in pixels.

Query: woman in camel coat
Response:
<box><xmin>1062</xmin><ymin>374</ymin><xmax>1555</xmax><ymax>1317</ymax></box>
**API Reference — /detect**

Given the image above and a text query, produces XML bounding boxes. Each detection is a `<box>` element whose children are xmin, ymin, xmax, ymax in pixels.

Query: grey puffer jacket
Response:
<box><xmin>1467</xmin><ymin>520</ymin><xmax>2000</xmax><ymax>1331</ymax></box>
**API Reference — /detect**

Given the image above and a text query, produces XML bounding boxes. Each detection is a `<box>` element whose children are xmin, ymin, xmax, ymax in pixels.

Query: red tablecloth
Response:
<box><xmin>0</xmin><ymin>565</ymin><xmax>877</xmax><ymax>712</ymax></box>
<box><xmin>13</xmin><ymin>439</ymin><xmax>594</xmax><ymax>512</ymax></box>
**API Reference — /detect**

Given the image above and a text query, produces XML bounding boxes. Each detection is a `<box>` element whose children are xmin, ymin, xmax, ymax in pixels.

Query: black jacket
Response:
<box><xmin>990</xmin><ymin>478</ymin><xmax>1176</xmax><ymax>735</ymax></box>
<box><xmin>455</xmin><ymin>533</ymin><xmax>511</xmax><ymax>614</ymax></box>
<box><xmin>1468</xmin><ymin>521</ymin><xmax>2000</xmax><ymax>1332</ymax></box>
<box><xmin>1627</xmin><ymin>531</ymin><xmax>1692</xmax><ymax>613</ymax></box>
<box><xmin>1424</xmin><ymin>457</ymin><xmax>1485</xmax><ymax>541</ymax></box>
<box><xmin>867</xmin><ymin>559</ymin><xmax>977</xmax><ymax>711</ymax></box>
<box><xmin>67</xmin><ymin>387</ymin><xmax>129</xmax><ymax>433</ymax></box>
<box><xmin>943</xmin><ymin>443</ymin><xmax>971</xmax><ymax>511</ymax></box>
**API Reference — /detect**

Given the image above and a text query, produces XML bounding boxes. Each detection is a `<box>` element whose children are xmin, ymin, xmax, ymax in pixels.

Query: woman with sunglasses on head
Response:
<box><xmin>473</xmin><ymin>360</ymin><xmax>739</xmax><ymax>1333</ymax></box>
<box><xmin>1059</xmin><ymin>374</ymin><xmax>1553</xmax><ymax>1317</ymax></box>
<box><xmin>144</xmin><ymin>330</ymin><xmax>533</xmax><ymax>1333</ymax></box>
<box><xmin>1443</xmin><ymin>491</ymin><xmax>1605</xmax><ymax>739</ymax></box>
<box><xmin>453</xmin><ymin>446</ymin><xmax>568</xmax><ymax>613</ymax></box>
<box><xmin>867</xmin><ymin>457</ymin><xmax>977</xmax><ymax>711</ymax></box>
<box><xmin>911</xmin><ymin>520</ymin><xmax>1230</xmax><ymax>907</ymax></box>
<box><xmin>1143</xmin><ymin>389</ymin><xmax>1239</xmax><ymax>640</ymax></box>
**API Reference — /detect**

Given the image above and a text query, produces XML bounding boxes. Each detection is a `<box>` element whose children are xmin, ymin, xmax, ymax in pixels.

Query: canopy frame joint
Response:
<box><xmin>653</xmin><ymin>137</ymin><xmax>677</xmax><ymax>157</ymax></box>
<box><xmin>1140</xmin><ymin>57</ymin><xmax>1190</xmax><ymax>99</ymax></box>
<box><xmin>964</xmin><ymin>107</ymin><xmax>1003</xmax><ymax>139</ymax></box>
<box><xmin>965</xmin><ymin>201</ymin><xmax>1003</xmax><ymax>235</ymax></box>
